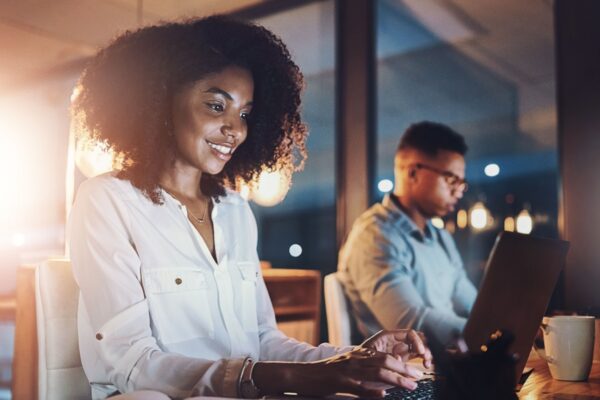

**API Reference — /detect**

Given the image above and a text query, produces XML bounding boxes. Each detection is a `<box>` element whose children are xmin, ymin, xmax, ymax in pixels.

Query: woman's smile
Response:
<box><xmin>206</xmin><ymin>140</ymin><xmax>235</xmax><ymax>156</ymax></box>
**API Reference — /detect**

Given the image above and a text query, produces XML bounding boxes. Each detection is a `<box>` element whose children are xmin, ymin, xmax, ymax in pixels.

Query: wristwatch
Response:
<box><xmin>239</xmin><ymin>358</ymin><xmax>261</xmax><ymax>398</ymax></box>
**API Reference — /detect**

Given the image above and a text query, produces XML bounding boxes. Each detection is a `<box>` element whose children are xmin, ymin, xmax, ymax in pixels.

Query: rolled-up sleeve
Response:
<box><xmin>69</xmin><ymin>179</ymin><xmax>244</xmax><ymax>398</ymax></box>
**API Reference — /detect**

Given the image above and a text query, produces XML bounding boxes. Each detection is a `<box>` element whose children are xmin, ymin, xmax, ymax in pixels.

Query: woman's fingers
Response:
<box><xmin>405</xmin><ymin>330</ymin><xmax>433</xmax><ymax>368</ymax></box>
<box><xmin>370</xmin><ymin>352</ymin><xmax>423</xmax><ymax>379</ymax></box>
<box><xmin>391</xmin><ymin>342</ymin><xmax>411</xmax><ymax>361</ymax></box>
<box><xmin>414</xmin><ymin>332</ymin><xmax>434</xmax><ymax>369</ymax></box>
<box><xmin>388</xmin><ymin>330</ymin><xmax>424</xmax><ymax>357</ymax></box>
<box><xmin>407</xmin><ymin>329</ymin><xmax>427</xmax><ymax>355</ymax></box>
<box><xmin>359</xmin><ymin>329</ymin><xmax>434</xmax><ymax>369</ymax></box>
<box><xmin>347</xmin><ymin>329</ymin><xmax>435</xmax><ymax>392</ymax></box>
<box><xmin>324</xmin><ymin>371</ymin><xmax>387</xmax><ymax>398</ymax></box>
<box><xmin>349</xmin><ymin>352</ymin><xmax>423</xmax><ymax>389</ymax></box>
<box><xmin>358</xmin><ymin>365</ymin><xmax>419</xmax><ymax>390</ymax></box>
<box><xmin>316</xmin><ymin>350</ymin><xmax>426</xmax><ymax>397</ymax></box>
<box><xmin>422</xmin><ymin>349</ymin><xmax>433</xmax><ymax>369</ymax></box>
<box><xmin>347</xmin><ymin>378</ymin><xmax>386</xmax><ymax>399</ymax></box>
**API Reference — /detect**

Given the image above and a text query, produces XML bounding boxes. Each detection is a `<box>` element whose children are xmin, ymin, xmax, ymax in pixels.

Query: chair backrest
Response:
<box><xmin>324</xmin><ymin>272</ymin><xmax>356</xmax><ymax>347</ymax></box>
<box><xmin>35</xmin><ymin>259</ymin><xmax>90</xmax><ymax>399</ymax></box>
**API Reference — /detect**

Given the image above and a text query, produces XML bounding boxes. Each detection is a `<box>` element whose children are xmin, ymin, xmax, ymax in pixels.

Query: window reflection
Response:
<box><xmin>376</xmin><ymin>0</ymin><xmax>559</xmax><ymax>287</ymax></box>
<box><xmin>251</xmin><ymin>1</ymin><xmax>337</xmax><ymax>271</ymax></box>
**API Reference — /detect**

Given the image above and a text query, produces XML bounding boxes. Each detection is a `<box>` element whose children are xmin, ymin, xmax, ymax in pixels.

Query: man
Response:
<box><xmin>337</xmin><ymin>121</ymin><xmax>477</xmax><ymax>349</ymax></box>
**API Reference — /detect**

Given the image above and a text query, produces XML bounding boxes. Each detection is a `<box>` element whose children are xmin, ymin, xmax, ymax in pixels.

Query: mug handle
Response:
<box><xmin>533</xmin><ymin>323</ymin><xmax>555</xmax><ymax>364</ymax></box>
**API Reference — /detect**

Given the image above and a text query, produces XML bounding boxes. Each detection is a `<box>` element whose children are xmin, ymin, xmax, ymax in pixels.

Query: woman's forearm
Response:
<box><xmin>252</xmin><ymin>361</ymin><xmax>312</xmax><ymax>396</ymax></box>
<box><xmin>250</xmin><ymin>341</ymin><xmax>425</xmax><ymax>398</ymax></box>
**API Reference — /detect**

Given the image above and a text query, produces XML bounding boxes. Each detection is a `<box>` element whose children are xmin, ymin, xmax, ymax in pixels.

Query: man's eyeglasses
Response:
<box><xmin>414</xmin><ymin>163</ymin><xmax>468</xmax><ymax>192</ymax></box>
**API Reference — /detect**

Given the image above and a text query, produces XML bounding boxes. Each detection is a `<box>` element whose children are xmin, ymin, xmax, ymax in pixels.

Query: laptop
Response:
<box><xmin>463</xmin><ymin>231</ymin><xmax>569</xmax><ymax>383</ymax></box>
<box><xmin>383</xmin><ymin>231</ymin><xmax>569</xmax><ymax>399</ymax></box>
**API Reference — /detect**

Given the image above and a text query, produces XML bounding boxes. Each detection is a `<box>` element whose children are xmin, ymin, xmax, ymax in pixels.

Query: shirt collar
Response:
<box><xmin>382</xmin><ymin>194</ymin><xmax>436</xmax><ymax>242</ymax></box>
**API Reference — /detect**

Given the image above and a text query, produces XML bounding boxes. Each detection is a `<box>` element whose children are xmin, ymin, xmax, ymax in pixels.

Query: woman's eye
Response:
<box><xmin>207</xmin><ymin>103</ymin><xmax>224</xmax><ymax>112</ymax></box>
<box><xmin>240</xmin><ymin>112</ymin><xmax>250</xmax><ymax>121</ymax></box>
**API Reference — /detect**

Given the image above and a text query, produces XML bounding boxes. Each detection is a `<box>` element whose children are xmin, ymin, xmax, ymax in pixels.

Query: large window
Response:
<box><xmin>251</xmin><ymin>1</ymin><xmax>337</xmax><ymax>273</ymax></box>
<box><xmin>375</xmin><ymin>0</ymin><xmax>558</xmax><ymax>287</ymax></box>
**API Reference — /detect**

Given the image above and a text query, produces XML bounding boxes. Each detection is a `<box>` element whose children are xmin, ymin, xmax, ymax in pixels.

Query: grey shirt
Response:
<box><xmin>337</xmin><ymin>194</ymin><xmax>477</xmax><ymax>346</ymax></box>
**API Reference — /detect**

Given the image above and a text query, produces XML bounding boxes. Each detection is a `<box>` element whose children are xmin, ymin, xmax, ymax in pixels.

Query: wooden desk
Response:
<box><xmin>12</xmin><ymin>265</ymin><xmax>38</xmax><ymax>400</ymax></box>
<box><xmin>262</xmin><ymin>268</ymin><xmax>321</xmax><ymax>346</ymax></box>
<box><xmin>519</xmin><ymin>352</ymin><xmax>600</xmax><ymax>398</ymax></box>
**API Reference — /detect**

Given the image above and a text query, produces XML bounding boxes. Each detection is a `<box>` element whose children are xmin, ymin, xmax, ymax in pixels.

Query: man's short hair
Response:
<box><xmin>397</xmin><ymin>121</ymin><xmax>468</xmax><ymax>157</ymax></box>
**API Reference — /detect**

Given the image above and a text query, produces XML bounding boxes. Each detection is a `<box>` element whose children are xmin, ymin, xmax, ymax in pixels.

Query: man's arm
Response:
<box><xmin>438</xmin><ymin>229</ymin><xmax>477</xmax><ymax>318</ymax></box>
<box><xmin>343</xmin><ymin>228</ymin><xmax>466</xmax><ymax>347</ymax></box>
<box><xmin>452</xmin><ymin>269</ymin><xmax>477</xmax><ymax>318</ymax></box>
<box><xmin>362</xmin><ymin>268</ymin><xmax>467</xmax><ymax>346</ymax></box>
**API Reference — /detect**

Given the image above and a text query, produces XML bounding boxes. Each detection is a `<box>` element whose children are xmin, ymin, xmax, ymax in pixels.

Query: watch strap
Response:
<box><xmin>238</xmin><ymin>357</ymin><xmax>261</xmax><ymax>398</ymax></box>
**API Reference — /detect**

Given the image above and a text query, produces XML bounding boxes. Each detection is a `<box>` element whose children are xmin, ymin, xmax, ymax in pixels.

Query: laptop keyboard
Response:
<box><xmin>384</xmin><ymin>378</ymin><xmax>439</xmax><ymax>400</ymax></box>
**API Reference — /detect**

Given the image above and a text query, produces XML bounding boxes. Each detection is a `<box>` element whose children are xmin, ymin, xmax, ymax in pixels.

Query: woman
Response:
<box><xmin>69</xmin><ymin>16</ymin><xmax>432</xmax><ymax>399</ymax></box>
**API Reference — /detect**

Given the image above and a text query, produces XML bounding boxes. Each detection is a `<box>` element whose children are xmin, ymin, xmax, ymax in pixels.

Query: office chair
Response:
<box><xmin>35</xmin><ymin>259</ymin><xmax>90</xmax><ymax>399</ymax></box>
<box><xmin>13</xmin><ymin>260</ymin><xmax>168</xmax><ymax>400</ymax></box>
<box><xmin>324</xmin><ymin>272</ymin><xmax>358</xmax><ymax>347</ymax></box>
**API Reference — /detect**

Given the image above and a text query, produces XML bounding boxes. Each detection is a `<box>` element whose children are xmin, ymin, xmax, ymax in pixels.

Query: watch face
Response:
<box><xmin>241</xmin><ymin>380</ymin><xmax>260</xmax><ymax>398</ymax></box>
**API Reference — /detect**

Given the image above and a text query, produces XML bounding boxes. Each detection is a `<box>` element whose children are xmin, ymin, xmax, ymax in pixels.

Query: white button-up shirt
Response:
<box><xmin>69</xmin><ymin>174</ymin><xmax>345</xmax><ymax>399</ymax></box>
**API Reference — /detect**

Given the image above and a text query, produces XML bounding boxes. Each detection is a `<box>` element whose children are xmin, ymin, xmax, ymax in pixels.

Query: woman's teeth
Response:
<box><xmin>208</xmin><ymin>142</ymin><xmax>233</xmax><ymax>155</ymax></box>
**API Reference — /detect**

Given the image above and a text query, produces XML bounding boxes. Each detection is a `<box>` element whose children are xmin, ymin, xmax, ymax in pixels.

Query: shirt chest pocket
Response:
<box><xmin>236</xmin><ymin>262</ymin><xmax>259</xmax><ymax>332</ymax></box>
<box><xmin>143</xmin><ymin>268</ymin><xmax>214</xmax><ymax>344</ymax></box>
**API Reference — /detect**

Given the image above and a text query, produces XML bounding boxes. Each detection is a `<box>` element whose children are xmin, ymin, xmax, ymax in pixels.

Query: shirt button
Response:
<box><xmin>175</xmin><ymin>277</ymin><xmax>183</xmax><ymax>285</ymax></box>
<box><xmin>96</xmin><ymin>333</ymin><xmax>103</xmax><ymax>341</ymax></box>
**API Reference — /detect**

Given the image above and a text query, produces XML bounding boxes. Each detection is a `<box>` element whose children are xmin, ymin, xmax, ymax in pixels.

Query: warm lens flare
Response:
<box><xmin>431</xmin><ymin>217</ymin><xmax>444</xmax><ymax>229</ymax></box>
<box><xmin>516</xmin><ymin>209</ymin><xmax>533</xmax><ymax>234</ymax></box>
<box><xmin>251</xmin><ymin>169</ymin><xmax>291</xmax><ymax>207</ymax></box>
<box><xmin>504</xmin><ymin>216</ymin><xmax>515</xmax><ymax>232</ymax></box>
<box><xmin>469</xmin><ymin>202</ymin><xmax>489</xmax><ymax>230</ymax></box>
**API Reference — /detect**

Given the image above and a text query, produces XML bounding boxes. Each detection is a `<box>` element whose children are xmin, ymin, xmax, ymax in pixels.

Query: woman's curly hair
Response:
<box><xmin>72</xmin><ymin>15</ymin><xmax>307</xmax><ymax>203</ymax></box>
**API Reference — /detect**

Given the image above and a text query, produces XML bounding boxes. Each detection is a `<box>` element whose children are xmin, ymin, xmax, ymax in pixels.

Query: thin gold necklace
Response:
<box><xmin>163</xmin><ymin>188</ymin><xmax>209</xmax><ymax>224</ymax></box>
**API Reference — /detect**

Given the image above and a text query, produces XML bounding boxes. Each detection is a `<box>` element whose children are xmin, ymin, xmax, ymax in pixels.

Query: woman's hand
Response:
<box><xmin>253</xmin><ymin>346</ymin><xmax>426</xmax><ymax>398</ymax></box>
<box><xmin>361</xmin><ymin>329</ymin><xmax>433</xmax><ymax>369</ymax></box>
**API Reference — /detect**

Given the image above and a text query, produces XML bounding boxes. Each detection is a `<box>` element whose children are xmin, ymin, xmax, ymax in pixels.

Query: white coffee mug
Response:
<box><xmin>537</xmin><ymin>315</ymin><xmax>595</xmax><ymax>381</ymax></box>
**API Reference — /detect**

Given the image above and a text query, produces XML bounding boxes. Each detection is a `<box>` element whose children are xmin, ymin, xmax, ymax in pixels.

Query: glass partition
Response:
<box><xmin>375</xmin><ymin>0</ymin><xmax>558</xmax><ymax>287</ymax></box>
<box><xmin>252</xmin><ymin>0</ymin><xmax>337</xmax><ymax>273</ymax></box>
